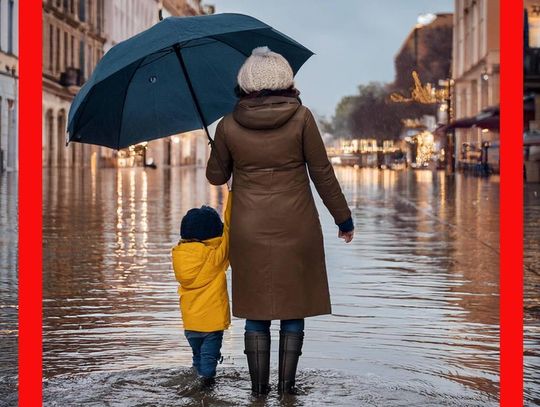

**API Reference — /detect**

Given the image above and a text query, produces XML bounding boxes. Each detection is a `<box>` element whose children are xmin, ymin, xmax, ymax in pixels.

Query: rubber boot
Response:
<box><xmin>278</xmin><ymin>331</ymin><xmax>304</xmax><ymax>395</ymax></box>
<box><xmin>244</xmin><ymin>331</ymin><xmax>271</xmax><ymax>395</ymax></box>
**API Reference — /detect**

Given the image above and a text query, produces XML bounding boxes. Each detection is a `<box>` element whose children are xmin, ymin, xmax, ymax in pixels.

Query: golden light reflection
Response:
<box><xmin>140</xmin><ymin>170</ymin><xmax>149</xmax><ymax>258</ymax></box>
<box><xmin>382</xmin><ymin>169</ymin><xmax>397</xmax><ymax>191</ymax></box>
<box><xmin>438</xmin><ymin>171</ymin><xmax>447</xmax><ymax>219</ymax></box>
<box><xmin>116</xmin><ymin>171</ymin><xmax>124</xmax><ymax>251</ymax></box>
<box><xmin>128</xmin><ymin>169</ymin><xmax>137</xmax><ymax>258</ymax></box>
<box><xmin>414</xmin><ymin>170</ymin><xmax>434</xmax><ymax>184</ymax></box>
<box><xmin>91</xmin><ymin>152</ymin><xmax>97</xmax><ymax>203</ymax></box>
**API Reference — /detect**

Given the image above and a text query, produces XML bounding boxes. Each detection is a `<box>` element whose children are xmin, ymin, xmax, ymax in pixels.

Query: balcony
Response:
<box><xmin>60</xmin><ymin>67</ymin><xmax>84</xmax><ymax>88</ymax></box>
<box><xmin>525</xmin><ymin>48</ymin><xmax>540</xmax><ymax>89</ymax></box>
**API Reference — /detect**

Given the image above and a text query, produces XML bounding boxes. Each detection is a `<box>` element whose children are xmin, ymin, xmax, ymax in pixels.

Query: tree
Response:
<box><xmin>330</xmin><ymin>21</ymin><xmax>453</xmax><ymax>142</ymax></box>
<box><xmin>331</xmin><ymin>96</ymin><xmax>357</xmax><ymax>138</ymax></box>
<box><xmin>346</xmin><ymin>82</ymin><xmax>403</xmax><ymax>142</ymax></box>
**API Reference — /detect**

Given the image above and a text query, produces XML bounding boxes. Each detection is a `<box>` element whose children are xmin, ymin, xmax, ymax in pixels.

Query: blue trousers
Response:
<box><xmin>245</xmin><ymin>319</ymin><xmax>304</xmax><ymax>334</ymax></box>
<box><xmin>185</xmin><ymin>330</ymin><xmax>223</xmax><ymax>378</ymax></box>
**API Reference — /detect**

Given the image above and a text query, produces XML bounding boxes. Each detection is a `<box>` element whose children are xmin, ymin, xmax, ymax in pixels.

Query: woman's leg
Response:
<box><xmin>244</xmin><ymin>320</ymin><xmax>271</xmax><ymax>395</ymax></box>
<box><xmin>245</xmin><ymin>319</ymin><xmax>271</xmax><ymax>333</ymax></box>
<box><xmin>280</xmin><ymin>319</ymin><xmax>304</xmax><ymax>333</ymax></box>
<box><xmin>278</xmin><ymin>319</ymin><xmax>305</xmax><ymax>394</ymax></box>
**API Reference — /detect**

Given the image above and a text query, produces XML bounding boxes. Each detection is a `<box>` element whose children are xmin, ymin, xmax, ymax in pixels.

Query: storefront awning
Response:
<box><xmin>436</xmin><ymin>105</ymin><xmax>500</xmax><ymax>134</ymax></box>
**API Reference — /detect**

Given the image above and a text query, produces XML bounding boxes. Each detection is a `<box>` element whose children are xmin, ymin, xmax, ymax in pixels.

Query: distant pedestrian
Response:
<box><xmin>207</xmin><ymin>46</ymin><xmax>354</xmax><ymax>396</ymax></box>
<box><xmin>171</xmin><ymin>192</ymin><xmax>232</xmax><ymax>388</ymax></box>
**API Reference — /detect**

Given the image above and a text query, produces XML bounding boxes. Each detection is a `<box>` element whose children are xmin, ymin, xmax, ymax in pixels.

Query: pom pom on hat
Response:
<box><xmin>251</xmin><ymin>46</ymin><xmax>272</xmax><ymax>56</ymax></box>
<box><xmin>237</xmin><ymin>46</ymin><xmax>294</xmax><ymax>93</ymax></box>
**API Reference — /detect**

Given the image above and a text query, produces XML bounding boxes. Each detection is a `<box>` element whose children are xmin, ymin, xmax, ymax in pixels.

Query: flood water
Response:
<box><xmin>34</xmin><ymin>166</ymin><xmax>534</xmax><ymax>406</ymax></box>
<box><xmin>0</xmin><ymin>172</ymin><xmax>18</xmax><ymax>406</ymax></box>
<box><xmin>525</xmin><ymin>182</ymin><xmax>540</xmax><ymax>406</ymax></box>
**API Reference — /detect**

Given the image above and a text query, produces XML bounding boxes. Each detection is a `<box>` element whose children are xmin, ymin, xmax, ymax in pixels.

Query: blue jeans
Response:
<box><xmin>184</xmin><ymin>330</ymin><xmax>223</xmax><ymax>378</ymax></box>
<box><xmin>245</xmin><ymin>319</ymin><xmax>304</xmax><ymax>334</ymax></box>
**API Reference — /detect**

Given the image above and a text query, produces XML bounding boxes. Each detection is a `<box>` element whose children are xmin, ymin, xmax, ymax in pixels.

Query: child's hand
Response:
<box><xmin>338</xmin><ymin>229</ymin><xmax>354</xmax><ymax>243</ymax></box>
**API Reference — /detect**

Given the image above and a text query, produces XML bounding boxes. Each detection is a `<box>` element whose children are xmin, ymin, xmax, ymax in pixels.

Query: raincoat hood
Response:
<box><xmin>172</xmin><ymin>237</ymin><xmax>222</xmax><ymax>289</ymax></box>
<box><xmin>232</xmin><ymin>96</ymin><xmax>301</xmax><ymax>130</ymax></box>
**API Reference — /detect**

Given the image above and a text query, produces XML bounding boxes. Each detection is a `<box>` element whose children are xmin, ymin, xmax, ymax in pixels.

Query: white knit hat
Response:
<box><xmin>237</xmin><ymin>46</ymin><xmax>294</xmax><ymax>93</ymax></box>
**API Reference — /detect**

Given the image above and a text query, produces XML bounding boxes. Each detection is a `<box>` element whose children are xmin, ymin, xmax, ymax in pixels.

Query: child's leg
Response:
<box><xmin>198</xmin><ymin>331</ymin><xmax>224</xmax><ymax>378</ymax></box>
<box><xmin>184</xmin><ymin>331</ymin><xmax>204</xmax><ymax>373</ymax></box>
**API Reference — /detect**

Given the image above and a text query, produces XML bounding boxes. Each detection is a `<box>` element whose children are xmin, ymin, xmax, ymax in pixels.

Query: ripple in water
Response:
<box><xmin>0</xmin><ymin>172</ymin><xmax>18</xmax><ymax>406</ymax></box>
<box><xmin>35</xmin><ymin>167</ymin><xmax>539</xmax><ymax>405</ymax></box>
<box><xmin>43</xmin><ymin>367</ymin><xmax>497</xmax><ymax>407</ymax></box>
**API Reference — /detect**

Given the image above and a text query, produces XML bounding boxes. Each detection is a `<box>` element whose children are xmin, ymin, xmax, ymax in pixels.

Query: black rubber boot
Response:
<box><xmin>278</xmin><ymin>331</ymin><xmax>304</xmax><ymax>395</ymax></box>
<box><xmin>244</xmin><ymin>331</ymin><xmax>271</xmax><ymax>395</ymax></box>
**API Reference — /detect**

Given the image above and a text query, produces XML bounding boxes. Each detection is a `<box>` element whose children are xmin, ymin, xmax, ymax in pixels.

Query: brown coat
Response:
<box><xmin>206</xmin><ymin>95</ymin><xmax>351</xmax><ymax>320</ymax></box>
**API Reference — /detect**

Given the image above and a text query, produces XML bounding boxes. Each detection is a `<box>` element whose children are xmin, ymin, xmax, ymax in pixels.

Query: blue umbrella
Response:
<box><xmin>67</xmin><ymin>13</ymin><xmax>313</xmax><ymax>150</ymax></box>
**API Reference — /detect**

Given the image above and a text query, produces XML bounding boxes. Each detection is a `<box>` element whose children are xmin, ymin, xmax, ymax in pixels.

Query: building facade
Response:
<box><xmin>137</xmin><ymin>0</ymin><xmax>209</xmax><ymax>169</ymax></box>
<box><xmin>525</xmin><ymin>0</ymin><xmax>540</xmax><ymax>182</ymax></box>
<box><xmin>104</xmin><ymin>0</ymin><xmax>159</xmax><ymax>53</ymax></box>
<box><xmin>0</xmin><ymin>0</ymin><xmax>18</xmax><ymax>172</ymax></box>
<box><xmin>42</xmin><ymin>0</ymin><xmax>211</xmax><ymax>169</ymax></box>
<box><xmin>42</xmin><ymin>0</ymin><xmax>106</xmax><ymax>168</ymax></box>
<box><xmin>394</xmin><ymin>13</ymin><xmax>453</xmax><ymax>92</ymax></box>
<box><xmin>452</xmin><ymin>0</ymin><xmax>500</xmax><ymax>170</ymax></box>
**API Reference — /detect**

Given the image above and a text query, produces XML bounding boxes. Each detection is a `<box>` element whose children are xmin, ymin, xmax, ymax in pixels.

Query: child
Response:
<box><xmin>171</xmin><ymin>192</ymin><xmax>232</xmax><ymax>386</ymax></box>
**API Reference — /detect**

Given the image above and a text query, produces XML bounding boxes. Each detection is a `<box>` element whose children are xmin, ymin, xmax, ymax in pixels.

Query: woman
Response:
<box><xmin>206</xmin><ymin>46</ymin><xmax>354</xmax><ymax>395</ymax></box>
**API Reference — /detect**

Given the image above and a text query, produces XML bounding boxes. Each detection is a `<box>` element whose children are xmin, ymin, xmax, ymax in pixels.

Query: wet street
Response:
<box><xmin>0</xmin><ymin>165</ymin><xmax>533</xmax><ymax>406</ymax></box>
<box><xmin>38</xmin><ymin>166</ymin><xmax>507</xmax><ymax>406</ymax></box>
<box><xmin>525</xmin><ymin>182</ymin><xmax>540</xmax><ymax>406</ymax></box>
<box><xmin>0</xmin><ymin>172</ymin><xmax>18</xmax><ymax>406</ymax></box>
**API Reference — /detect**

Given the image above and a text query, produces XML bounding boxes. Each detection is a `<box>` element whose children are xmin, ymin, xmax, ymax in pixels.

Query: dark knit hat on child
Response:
<box><xmin>180</xmin><ymin>206</ymin><xmax>224</xmax><ymax>241</ymax></box>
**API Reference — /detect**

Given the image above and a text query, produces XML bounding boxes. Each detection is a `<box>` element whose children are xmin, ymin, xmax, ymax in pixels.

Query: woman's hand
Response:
<box><xmin>338</xmin><ymin>229</ymin><xmax>354</xmax><ymax>243</ymax></box>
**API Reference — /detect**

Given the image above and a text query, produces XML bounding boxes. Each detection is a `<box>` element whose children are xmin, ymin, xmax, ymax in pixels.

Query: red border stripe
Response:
<box><xmin>500</xmin><ymin>0</ymin><xmax>524</xmax><ymax>406</ymax></box>
<box><xmin>14</xmin><ymin>1</ymin><xmax>525</xmax><ymax>406</ymax></box>
<box><xmin>18</xmin><ymin>0</ymin><xmax>43</xmax><ymax>405</ymax></box>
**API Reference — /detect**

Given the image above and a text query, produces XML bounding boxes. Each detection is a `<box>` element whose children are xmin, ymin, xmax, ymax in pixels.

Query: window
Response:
<box><xmin>49</xmin><ymin>25</ymin><xmax>54</xmax><ymax>71</ymax></box>
<box><xmin>64</xmin><ymin>32</ymin><xmax>68</xmax><ymax>69</ymax></box>
<box><xmin>8</xmin><ymin>0</ymin><xmax>13</xmax><ymax>54</ymax></box>
<box><xmin>79</xmin><ymin>0</ymin><xmax>85</xmax><ymax>22</ymax></box>
<box><xmin>0</xmin><ymin>0</ymin><xmax>3</xmax><ymax>52</ymax></box>
<box><xmin>71</xmin><ymin>35</ymin><xmax>75</xmax><ymax>66</ymax></box>
<box><xmin>79</xmin><ymin>39</ymin><xmax>85</xmax><ymax>78</ymax></box>
<box><xmin>97</xmin><ymin>0</ymin><xmax>103</xmax><ymax>32</ymax></box>
<box><xmin>56</xmin><ymin>27</ymin><xmax>61</xmax><ymax>73</ymax></box>
<box><xmin>7</xmin><ymin>99</ymin><xmax>14</xmax><ymax>168</ymax></box>
<box><xmin>87</xmin><ymin>44</ymin><xmax>92</xmax><ymax>76</ymax></box>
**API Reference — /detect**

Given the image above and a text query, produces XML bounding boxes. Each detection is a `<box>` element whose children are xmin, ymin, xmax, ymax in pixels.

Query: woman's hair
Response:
<box><xmin>234</xmin><ymin>85</ymin><xmax>302</xmax><ymax>104</ymax></box>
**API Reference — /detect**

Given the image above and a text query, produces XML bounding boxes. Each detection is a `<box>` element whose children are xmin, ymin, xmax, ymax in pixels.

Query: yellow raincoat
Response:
<box><xmin>171</xmin><ymin>192</ymin><xmax>232</xmax><ymax>332</ymax></box>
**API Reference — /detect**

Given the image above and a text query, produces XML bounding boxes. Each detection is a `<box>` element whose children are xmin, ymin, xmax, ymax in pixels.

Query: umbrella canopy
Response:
<box><xmin>67</xmin><ymin>13</ymin><xmax>313</xmax><ymax>150</ymax></box>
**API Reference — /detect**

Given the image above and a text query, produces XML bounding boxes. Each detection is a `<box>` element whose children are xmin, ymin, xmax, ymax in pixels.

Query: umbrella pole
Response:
<box><xmin>173</xmin><ymin>44</ymin><xmax>230</xmax><ymax>188</ymax></box>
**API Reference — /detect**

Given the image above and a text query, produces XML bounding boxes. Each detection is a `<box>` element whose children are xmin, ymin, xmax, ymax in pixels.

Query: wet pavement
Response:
<box><xmin>0</xmin><ymin>172</ymin><xmax>18</xmax><ymax>406</ymax></box>
<box><xmin>0</xmin><ymin>166</ymin><xmax>536</xmax><ymax>405</ymax></box>
<box><xmin>525</xmin><ymin>182</ymin><xmax>540</xmax><ymax>406</ymax></box>
<box><xmin>36</xmin><ymin>166</ymin><xmax>514</xmax><ymax>406</ymax></box>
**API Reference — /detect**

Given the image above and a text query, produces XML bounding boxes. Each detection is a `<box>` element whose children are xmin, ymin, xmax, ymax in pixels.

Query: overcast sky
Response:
<box><xmin>206</xmin><ymin>0</ymin><xmax>454</xmax><ymax>118</ymax></box>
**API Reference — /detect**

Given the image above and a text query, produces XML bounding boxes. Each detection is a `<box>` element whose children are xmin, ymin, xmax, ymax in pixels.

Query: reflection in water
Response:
<box><xmin>0</xmin><ymin>172</ymin><xmax>18</xmax><ymax>405</ymax></box>
<box><xmin>525</xmin><ymin>183</ymin><xmax>540</xmax><ymax>405</ymax></box>
<box><xmin>42</xmin><ymin>167</ymin><xmax>507</xmax><ymax>405</ymax></box>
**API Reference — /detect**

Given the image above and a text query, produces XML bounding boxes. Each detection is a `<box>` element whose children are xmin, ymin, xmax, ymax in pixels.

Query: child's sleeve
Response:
<box><xmin>210</xmin><ymin>191</ymin><xmax>232</xmax><ymax>267</ymax></box>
